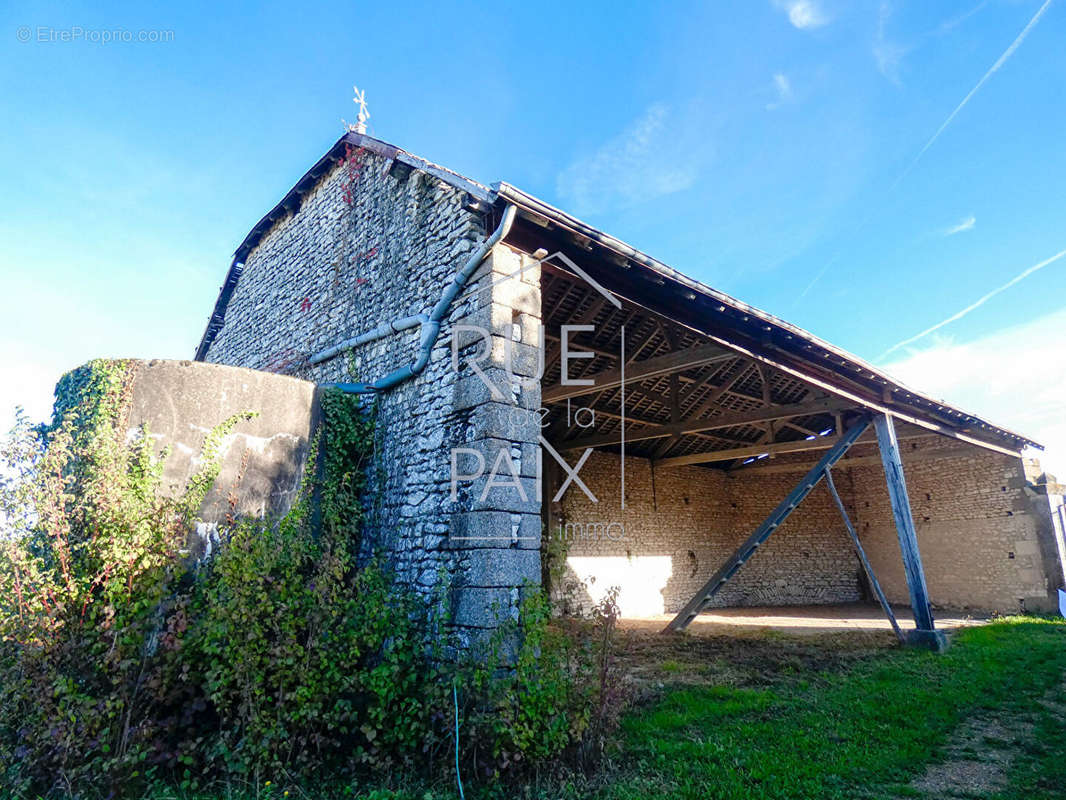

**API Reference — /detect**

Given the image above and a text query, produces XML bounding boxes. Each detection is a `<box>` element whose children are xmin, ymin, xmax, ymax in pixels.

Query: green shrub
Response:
<box><xmin>0</xmin><ymin>372</ymin><xmax>621</xmax><ymax>798</ymax></box>
<box><xmin>456</xmin><ymin>586</ymin><xmax>624</xmax><ymax>781</ymax></box>
<box><xmin>192</xmin><ymin>426</ymin><xmax>449</xmax><ymax>779</ymax></box>
<box><xmin>0</xmin><ymin>360</ymin><xmax>225</xmax><ymax>796</ymax></box>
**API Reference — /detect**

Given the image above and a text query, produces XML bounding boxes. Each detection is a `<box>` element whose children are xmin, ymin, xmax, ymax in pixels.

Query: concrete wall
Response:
<box><xmin>123</xmin><ymin>359</ymin><xmax>316</xmax><ymax>560</ymax></box>
<box><xmin>202</xmin><ymin>148</ymin><xmax>543</xmax><ymax>641</ymax></box>
<box><xmin>554</xmin><ymin>437</ymin><xmax>1064</xmax><ymax>617</ymax></box>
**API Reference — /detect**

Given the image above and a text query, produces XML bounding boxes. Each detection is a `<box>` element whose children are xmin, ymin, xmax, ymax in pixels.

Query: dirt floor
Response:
<box><xmin>619</xmin><ymin>602</ymin><xmax>989</xmax><ymax>636</ymax></box>
<box><xmin>611</xmin><ymin>604</ymin><xmax>988</xmax><ymax>689</ymax></box>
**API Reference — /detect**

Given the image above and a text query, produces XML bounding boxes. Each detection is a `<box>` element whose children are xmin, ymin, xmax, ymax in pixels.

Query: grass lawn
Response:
<box><xmin>585</xmin><ymin>616</ymin><xmax>1066</xmax><ymax>800</ymax></box>
<box><xmin>138</xmin><ymin>616</ymin><xmax>1066</xmax><ymax>800</ymax></box>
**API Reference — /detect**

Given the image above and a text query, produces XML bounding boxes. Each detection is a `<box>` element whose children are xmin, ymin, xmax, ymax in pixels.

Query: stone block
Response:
<box><xmin>453</xmin><ymin>369</ymin><xmax>540</xmax><ymax>412</ymax></box>
<box><xmin>449</xmin><ymin>437</ymin><xmax>541</xmax><ymax>479</ymax></box>
<box><xmin>450</xmin><ymin>511</ymin><xmax>542</xmax><ymax>549</ymax></box>
<box><xmin>465</xmin><ymin>473</ymin><xmax>540</xmax><ymax>514</ymax></box>
<box><xmin>450</xmin><ymin>587</ymin><xmax>518</xmax><ymax>628</ymax></box>
<box><xmin>460</xmin><ymin>548</ymin><xmax>541</xmax><ymax>588</ymax></box>
<box><xmin>452</xmin><ymin>302</ymin><xmax>542</xmax><ymax>347</ymax></box>
<box><xmin>469</xmin><ymin>401</ymin><xmax>541</xmax><ymax>442</ymax></box>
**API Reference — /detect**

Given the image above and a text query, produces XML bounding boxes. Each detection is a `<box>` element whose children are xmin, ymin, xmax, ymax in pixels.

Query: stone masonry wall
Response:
<box><xmin>845</xmin><ymin>436</ymin><xmax>1059</xmax><ymax>613</ymax></box>
<box><xmin>554</xmin><ymin>436</ymin><xmax>1063</xmax><ymax>617</ymax></box>
<box><xmin>553</xmin><ymin>450</ymin><xmax>862</xmax><ymax>616</ymax></box>
<box><xmin>203</xmin><ymin>146</ymin><xmax>543</xmax><ymax>643</ymax></box>
<box><xmin>199</xmin><ymin>139</ymin><xmax>1061</xmax><ymax>625</ymax></box>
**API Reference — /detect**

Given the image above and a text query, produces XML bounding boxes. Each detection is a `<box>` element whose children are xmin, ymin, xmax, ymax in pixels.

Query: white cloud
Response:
<box><xmin>938</xmin><ymin>0</ymin><xmax>991</xmax><ymax>34</ymax></box>
<box><xmin>774</xmin><ymin>0</ymin><xmax>830</xmax><ymax>30</ymax></box>
<box><xmin>873</xmin><ymin>41</ymin><xmax>907</xmax><ymax>83</ymax></box>
<box><xmin>883</xmin><ymin>307</ymin><xmax>1066</xmax><ymax>479</ymax></box>
<box><xmin>765</xmin><ymin>73</ymin><xmax>793</xmax><ymax>110</ymax></box>
<box><xmin>801</xmin><ymin>0</ymin><xmax>1052</xmax><ymax>302</ymax></box>
<box><xmin>944</xmin><ymin>215</ymin><xmax>976</xmax><ymax>236</ymax></box>
<box><xmin>556</xmin><ymin>103</ymin><xmax>707</xmax><ymax>216</ymax></box>
<box><xmin>873</xmin><ymin>2</ymin><xmax>907</xmax><ymax>84</ymax></box>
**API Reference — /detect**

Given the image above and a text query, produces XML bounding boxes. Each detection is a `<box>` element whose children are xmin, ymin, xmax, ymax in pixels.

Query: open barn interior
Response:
<box><xmin>491</xmin><ymin>196</ymin><xmax>1058</xmax><ymax>630</ymax></box>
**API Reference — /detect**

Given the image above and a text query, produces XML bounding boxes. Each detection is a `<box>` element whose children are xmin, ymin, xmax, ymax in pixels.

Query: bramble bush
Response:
<box><xmin>0</xmin><ymin>362</ymin><xmax>623</xmax><ymax>798</ymax></box>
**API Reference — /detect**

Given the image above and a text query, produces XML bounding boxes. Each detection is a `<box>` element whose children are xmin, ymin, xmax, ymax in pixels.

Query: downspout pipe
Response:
<box><xmin>319</xmin><ymin>203</ymin><xmax>517</xmax><ymax>394</ymax></box>
<box><xmin>308</xmin><ymin>314</ymin><xmax>426</xmax><ymax>366</ymax></box>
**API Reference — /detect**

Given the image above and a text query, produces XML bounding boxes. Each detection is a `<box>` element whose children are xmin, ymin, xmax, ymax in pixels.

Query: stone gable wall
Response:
<box><xmin>203</xmin><ymin>148</ymin><xmax>543</xmax><ymax>641</ymax></box>
<box><xmin>846</xmin><ymin>436</ymin><xmax>1059</xmax><ymax>613</ymax></box>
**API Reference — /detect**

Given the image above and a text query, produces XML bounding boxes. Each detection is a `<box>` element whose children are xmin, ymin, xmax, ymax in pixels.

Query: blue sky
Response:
<box><xmin>1</xmin><ymin>0</ymin><xmax>1064</xmax><ymax>471</ymax></box>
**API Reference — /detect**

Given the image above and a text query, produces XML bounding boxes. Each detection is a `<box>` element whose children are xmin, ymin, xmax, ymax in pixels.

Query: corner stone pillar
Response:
<box><xmin>448</xmin><ymin>243</ymin><xmax>543</xmax><ymax>639</ymax></box>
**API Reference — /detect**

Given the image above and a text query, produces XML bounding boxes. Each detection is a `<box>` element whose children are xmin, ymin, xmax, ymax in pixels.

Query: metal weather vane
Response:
<box><xmin>344</xmin><ymin>85</ymin><xmax>371</xmax><ymax>134</ymax></box>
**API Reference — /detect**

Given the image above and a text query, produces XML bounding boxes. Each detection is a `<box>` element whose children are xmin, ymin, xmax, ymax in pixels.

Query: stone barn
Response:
<box><xmin>195</xmin><ymin>131</ymin><xmax>1066</xmax><ymax>643</ymax></box>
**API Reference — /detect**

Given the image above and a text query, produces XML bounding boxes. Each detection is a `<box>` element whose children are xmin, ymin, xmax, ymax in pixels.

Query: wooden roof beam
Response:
<box><xmin>556</xmin><ymin>397</ymin><xmax>852</xmax><ymax>451</ymax></box>
<box><xmin>542</xmin><ymin>343</ymin><xmax>734</xmax><ymax>404</ymax></box>
<box><xmin>656</xmin><ymin>434</ymin><xmax>845</xmax><ymax>468</ymax></box>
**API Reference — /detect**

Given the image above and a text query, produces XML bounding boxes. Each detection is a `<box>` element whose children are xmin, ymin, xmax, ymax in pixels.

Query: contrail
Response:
<box><xmin>795</xmin><ymin>251</ymin><xmax>841</xmax><ymax>301</ymax></box>
<box><xmin>878</xmin><ymin>247</ymin><xmax>1066</xmax><ymax>361</ymax></box>
<box><xmin>890</xmin><ymin>0</ymin><xmax>1054</xmax><ymax>191</ymax></box>
<box><xmin>799</xmin><ymin>0</ymin><xmax>1054</xmax><ymax>303</ymax></box>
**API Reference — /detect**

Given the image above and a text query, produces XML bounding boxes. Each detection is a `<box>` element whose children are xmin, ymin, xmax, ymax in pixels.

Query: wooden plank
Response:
<box><xmin>543</xmin><ymin>333</ymin><xmax>617</xmax><ymax>360</ymax></box>
<box><xmin>725</xmin><ymin>436</ymin><xmax>968</xmax><ymax>476</ymax></box>
<box><xmin>875</xmin><ymin>413</ymin><xmax>936</xmax><ymax>632</ymax></box>
<box><xmin>557</xmin><ymin>397</ymin><xmax>850</xmax><ymax>451</ymax></box>
<box><xmin>823</xmin><ymin>466</ymin><xmax>905</xmax><ymax>644</ymax></box>
<box><xmin>542</xmin><ymin>343</ymin><xmax>733</xmax><ymax>403</ymax></box>
<box><xmin>656</xmin><ymin>435</ymin><xmax>842</xmax><ymax>468</ymax></box>
<box><xmin>664</xmin><ymin>417</ymin><xmax>871</xmax><ymax>632</ymax></box>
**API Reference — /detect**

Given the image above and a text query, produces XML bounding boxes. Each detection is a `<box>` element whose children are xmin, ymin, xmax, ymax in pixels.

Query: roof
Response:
<box><xmin>195</xmin><ymin>131</ymin><xmax>1041</xmax><ymax>455</ymax></box>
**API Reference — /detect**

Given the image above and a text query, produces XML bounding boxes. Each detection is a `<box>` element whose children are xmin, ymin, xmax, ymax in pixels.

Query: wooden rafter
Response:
<box><xmin>650</xmin><ymin>373</ymin><xmax>683</xmax><ymax>459</ymax></box>
<box><xmin>656</xmin><ymin>433</ymin><xmax>844</xmax><ymax>468</ymax></box>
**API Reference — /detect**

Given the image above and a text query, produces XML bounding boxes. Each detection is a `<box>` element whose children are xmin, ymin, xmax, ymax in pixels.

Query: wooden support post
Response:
<box><xmin>823</xmin><ymin>467</ymin><xmax>905</xmax><ymax>644</ymax></box>
<box><xmin>874</xmin><ymin>413</ymin><xmax>947</xmax><ymax>651</ymax></box>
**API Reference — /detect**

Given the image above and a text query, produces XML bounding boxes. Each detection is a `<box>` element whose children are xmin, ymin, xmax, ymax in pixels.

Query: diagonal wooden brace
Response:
<box><xmin>823</xmin><ymin>466</ymin><xmax>905</xmax><ymax>644</ymax></box>
<box><xmin>664</xmin><ymin>416</ymin><xmax>871</xmax><ymax>633</ymax></box>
